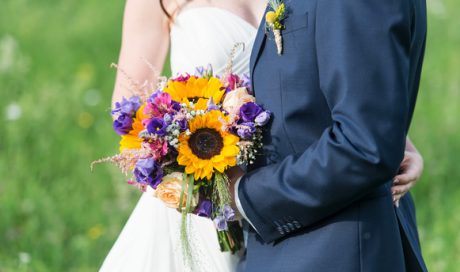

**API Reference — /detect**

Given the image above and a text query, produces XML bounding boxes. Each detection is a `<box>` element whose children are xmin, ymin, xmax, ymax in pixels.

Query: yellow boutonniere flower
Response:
<box><xmin>265</xmin><ymin>1</ymin><xmax>286</xmax><ymax>55</ymax></box>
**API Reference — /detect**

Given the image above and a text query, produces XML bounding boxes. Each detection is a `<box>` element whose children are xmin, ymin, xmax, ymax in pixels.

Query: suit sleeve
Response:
<box><xmin>237</xmin><ymin>0</ymin><xmax>412</xmax><ymax>244</ymax></box>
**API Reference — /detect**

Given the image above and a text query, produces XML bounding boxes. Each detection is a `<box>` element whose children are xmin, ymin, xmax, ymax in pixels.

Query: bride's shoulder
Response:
<box><xmin>123</xmin><ymin>0</ymin><xmax>181</xmax><ymax>32</ymax></box>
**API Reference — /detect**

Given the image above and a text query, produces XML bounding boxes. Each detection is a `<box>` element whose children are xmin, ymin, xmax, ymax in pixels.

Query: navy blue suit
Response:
<box><xmin>238</xmin><ymin>0</ymin><xmax>428</xmax><ymax>270</ymax></box>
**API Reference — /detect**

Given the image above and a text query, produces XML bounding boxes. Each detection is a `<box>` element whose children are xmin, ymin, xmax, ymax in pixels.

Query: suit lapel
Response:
<box><xmin>250</xmin><ymin>5</ymin><xmax>269</xmax><ymax>96</ymax></box>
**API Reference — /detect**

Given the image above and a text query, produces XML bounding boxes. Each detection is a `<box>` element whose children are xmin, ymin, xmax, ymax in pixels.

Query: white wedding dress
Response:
<box><xmin>100</xmin><ymin>7</ymin><xmax>257</xmax><ymax>272</ymax></box>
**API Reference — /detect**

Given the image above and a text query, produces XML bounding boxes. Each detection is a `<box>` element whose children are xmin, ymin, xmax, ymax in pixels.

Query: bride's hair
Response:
<box><xmin>159</xmin><ymin>0</ymin><xmax>172</xmax><ymax>19</ymax></box>
<box><xmin>160</xmin><ymin>0</ymin><xmax>192</xmax><ymax>19</ymax></box>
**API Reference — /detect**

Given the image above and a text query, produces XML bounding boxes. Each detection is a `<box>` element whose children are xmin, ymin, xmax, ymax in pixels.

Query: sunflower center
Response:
<box><xmin>188</xmin><ymin>97</ymin><xmax>207</xmax><ymax>104</ymax></box>
<box><xmin>188</xmin><ymin>128</ymin><xmax>224</xmax><ymax>160</ymax></box>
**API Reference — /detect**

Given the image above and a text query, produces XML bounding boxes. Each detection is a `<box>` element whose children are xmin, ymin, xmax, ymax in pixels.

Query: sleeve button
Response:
<box><xmin>293</xmin><ymin>221</ymin><xmax>301</xmax><ymax>229</ymax></box>
<box><xmin>282</xmin><ymin>225</ymin><xmax>291</xmax><ymax>233</ymax></box>
<box><xmin>277</xmin><ymin>227</ymin><xmax>285</xmax><ymax>235</ymax></box>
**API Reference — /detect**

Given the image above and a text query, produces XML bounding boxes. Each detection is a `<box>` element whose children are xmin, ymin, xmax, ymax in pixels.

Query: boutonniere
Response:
<box><xmin>265</xmin><ymin>0</ymin><xmax>286</xmax><ymax>55</ymax></box>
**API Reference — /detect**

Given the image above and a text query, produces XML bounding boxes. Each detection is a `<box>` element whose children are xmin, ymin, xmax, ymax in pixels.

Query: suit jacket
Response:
<box><xmin>238</xmin><ymin>0</ymin><xmax>428</xmax><ymax>270</ymax></box>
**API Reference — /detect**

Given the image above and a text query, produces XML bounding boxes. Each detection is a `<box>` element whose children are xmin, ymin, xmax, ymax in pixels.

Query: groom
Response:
<box><xmin>228</xmin><ymin>0</ymin><xmax>428</xmax><ymax>271</ymax></box>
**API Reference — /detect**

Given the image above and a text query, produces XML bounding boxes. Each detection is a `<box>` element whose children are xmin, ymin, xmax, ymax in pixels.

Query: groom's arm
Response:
<box><xmin>236</xmin><ymin>0</ymin><xmax>413</xmax><ymax>244</ymax></box>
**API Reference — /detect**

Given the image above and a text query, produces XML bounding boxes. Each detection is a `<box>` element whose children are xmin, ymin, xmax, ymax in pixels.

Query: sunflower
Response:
<box><xmin>177</xmin><ymin>110</ymin><xmax>239</xmax><ymax>180</ymax></box>
<box><xmin>119</xmin><ymin>105</ymin><xmax>149</xmax><ymax>151</ymax></box>
<box><xmin>164</xmin><ymin>76</ymin><xmax>225</xmax><ymax>111</ymax></box>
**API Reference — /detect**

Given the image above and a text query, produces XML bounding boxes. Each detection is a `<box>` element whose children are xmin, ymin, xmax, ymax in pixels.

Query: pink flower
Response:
<box><xmin>149</xmin><ymin>140</ymin><xmax>168</xmax><ymax>161</ymax></box>
<box><xmin>143</xmin><ymin>92</ymin><xmax>181</xmax><ymax>119</ymax></box>
<box><xmin>227</xmin><ymin>74</ymin><xmax>240</xmax><ymax>90</ymax></box>
<box><xmin>141</xmin><ymin>118</ymin><xmax>152</xmax><ymax>127</ymax></box>
<box><xmin>127</xmin><ymin>180</ymin><xmax>148</xmax><ymax>192</ymax></box>
<box><xmin>171</xmin><ymin>73</ymin><xmax>191</xmax><ymax>82</ymax></box>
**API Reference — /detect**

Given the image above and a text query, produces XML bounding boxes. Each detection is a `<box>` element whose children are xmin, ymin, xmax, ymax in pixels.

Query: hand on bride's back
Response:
<box><xmin>391</xmin><ymin>150</ymin><xmax>423</xmax><ymax>207</ymax></box>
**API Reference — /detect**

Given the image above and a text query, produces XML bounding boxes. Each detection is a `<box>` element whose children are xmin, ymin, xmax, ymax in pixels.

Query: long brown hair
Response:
<box><xmin>160</xmin><ymin>0</ymin><xmax>192</xmax><ymax>19</ymax></box>
<box><xmin>159</xmin><ymin>0</ymin><xmax>172</xmax><ymax>19</ymax></box>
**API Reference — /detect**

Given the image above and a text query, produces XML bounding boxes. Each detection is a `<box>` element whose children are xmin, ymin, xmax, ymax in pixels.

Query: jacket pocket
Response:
<box><xmin>282</xmin><ymin>13</ymin><xmax>308</xmax><ymax>34</ymax></box>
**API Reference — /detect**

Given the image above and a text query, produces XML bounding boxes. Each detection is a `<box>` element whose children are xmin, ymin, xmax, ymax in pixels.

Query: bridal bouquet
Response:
<box><xmin>92</xmin><ymin>47</ymin><xmax>269</xmax><ymax>258</ymax></box>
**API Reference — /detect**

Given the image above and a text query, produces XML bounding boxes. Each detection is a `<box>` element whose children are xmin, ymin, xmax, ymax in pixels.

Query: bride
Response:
<box><xmin>101</xmin><ymin>0</ymin><xmax>424</xmax><ymax>271</ymax></box>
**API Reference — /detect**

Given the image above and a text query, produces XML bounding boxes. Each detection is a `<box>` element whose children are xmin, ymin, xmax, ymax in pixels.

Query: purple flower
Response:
<box><xmin>194</xmin><ymin>66</ymin><xmax>205</xmax><ymax>78</ymax></box>
<box><xmin>147</xmin><ymin>90</ymin><xmax>162</xmax><ymax>103</ymax></box>
<box><xmin>111</xmin><ymin>95</ymin><xmax>142</xmax><ymax>116</ymax></box>
<box><xmin>177</xmin><ymin>119</ymin><xmax>188</xmax><ymax>131</ymax></box>
<box><xmin>168</xmin><ymin>143</ymin><xmax>178</xmax><ymax>155</ymax></box>
<box><xmin>134</xmin><ymin>158</ymin><xmax>155</xmax><ymax>182</ymax></box>
<box><xmin>213</xmin><ymin>215</ymin><xmax>227</xmax><ymax>231</ymax></box>
<box><xmin>163</xmin><ymin>113</ymin><xmax>173</xmax><ymax>125</ymax></box>
<box><xmin>198</xmin><ymin>200</ymin><xmax>213</xmax><ymax>218</ymax></box>
<box><xmin>172</xmin><ymin>100</ymin><xmax>181</xmax><ymax>111</ymax></box>
<box><xmin>255</xmin><ymin>110</ymin><xmax>271</xmax><ymax>126</ymax></box>
<box><xmin>221</xmin><ymin>87</ymin><xmax>231</xmax><ymax>96</ymax></box>
<box><xmin>237</xmin><ymin>122</ymin><xmax>256</xmax><ymax>139</ymax></box>
<box><xmin>113</xmin><ymin>115</ymin><xmax>134</xmax><ymax>135</ymax></box>
<box><xmin>206</xmin><ymin>96</ymin><xmax>221</xmax><ymax>113</ymax></box>
<box><xmin>147</xmin><ymin>118</ymin><xmax>167</xmax><ymax>136</ymax></box>
<box><xmin>221</xmin><ymin>205</ymin><xmax>235</xmax><ymax>221</ymax></box>
<box><xmin>134</xmin><ymin>158</ymin><xmax>163</xmax><ymax>188</ymax></box>
<box><xmin>138</xmin><ymin>129</ymin><xmax>150</xmax><ymax>139</ymax></box>
<box><xmin>239</xmin><ymin>102</ymin><xmax>263</xmax><ymax>122</ymax></box>
<box><xmin>240</xmin><ymin>74</ymin><xmax>251</xmax><ymax>88</ymax></box>
<box><xmin>206</xmin><ymin>64</ymin><xmax>213</xmax><ymax>77</ymax></box>
<box><xmin>129</xmin><ymin>95</ymin><xmax>142</xmax><ymax>112</ymax></box>
<box><xmin>110</xmin><ymin>97</ymin><xmax>131</xmax><ymax>116</ymax></box>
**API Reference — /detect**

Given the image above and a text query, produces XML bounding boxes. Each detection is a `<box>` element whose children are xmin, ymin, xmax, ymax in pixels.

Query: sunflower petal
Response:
<box><xmin>203</xmin><ymin>162</ymin><xmax>214</xmax><ymax>177</ymax></box>
<box><xmin>227</xmin><ymin>156</ymin><xmax>237</xmax><ymax>167</ymax></box>
<box><xmin>214</xmin><ymin>161</ymin><xmax>226</xmax><ymax>173</ymax></box>
<box><xmin>174</xmin><ymin>82</ymin><xmax>188</xmax><ymax>99</ymax></box>
<box><xmin>200</xmin><ymin>169</ymin><xmax>207</xmax><ymax>180</ymax></box>
<box><xmin>164</xmin><ymin>87</ymin><xmax>180</xmax><ymax>102</ymax></box>
<box><xmin>194</xmin><ymin>115</ymin><xmax>203</xmax><ymax>129</ymax></box>
<box><xmin>186</xmin><ymin>77</ymin><xmax>197</xmax><ymax>94</ymax></box>
<box><xmin>195</xmin><ymin>98</ymin><xmax>208</xmax><ymax>111</ymax></box>
<box><xmin>179</xmin><ymin>145</ymin><xmax>192</xmax><ymax>156</ymax></box>
<box><xmin>213</xmin><ymin>89</ymin><xmax>226</xmax><ymax>104</ymax></box>
<box><xmin>178</xmin><ymin>153</ymin><xmax>192</xmax><ymax>165</ymax></box>
<box><xmin>194</xmin><ymin>78</ymin><xmax>208</xmax><ymax>97</ymax></box>
<box><xmin>194</xmin><ymin>168</ymin><xmax>202</xmax><ymax>180</ymax></box>
<box><xmin>206</xmin><ymin>171</ymin><xmax>213</xmax><ymax>180</ymax></box>
<box><xmin>211</xmin><ymin>154</ymin><xmax>225</xmax><ymax>162</ymax></box>
<box><xmin>223</xmin><ymin>134</ymin><xmax>239</xmax><ymax>146</ymax></box>
<box><xmin>185</xmin><ymin>163</ymin><xmax>196</xmax><ymax>174</ymax></box>
<box><xmin>221</xmin><ymin>146</ymin><xmax>240</xmax><ymax>157</ymax></box>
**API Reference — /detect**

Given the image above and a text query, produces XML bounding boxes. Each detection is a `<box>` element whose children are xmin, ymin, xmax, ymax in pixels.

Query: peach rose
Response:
<box><xmin>153</xmin><ymin>172</ymin><xmax>199</xmax><ymax>210</ymax></box>
<box><xmin>222</xmin><ymin>87</ymin><xmax>256</xmax><ymax>112</ymax></box>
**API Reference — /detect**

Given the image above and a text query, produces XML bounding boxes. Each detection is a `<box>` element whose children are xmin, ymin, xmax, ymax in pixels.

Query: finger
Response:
<box><xmin>393</xmin><ymin>172</ymin><xmax>416</xmax><ymax>185</ymax></box>
<box><xmin>393</xmin><ymin>193</ymin><xmax>405</xmax><ymax>206</ymax></box>
<box><xmin>391</xmin><ymin>183</ymin><xmax>413</xmax><ymax>195</ymax></box>
<box><xmin>393</xmin><ymin>193</ymin><xmax>403</xmax><ymax>202</ymax></box>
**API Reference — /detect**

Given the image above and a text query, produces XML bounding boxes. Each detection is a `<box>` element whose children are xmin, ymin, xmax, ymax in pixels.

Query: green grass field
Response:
<box><xmin>1</xmin><ymin>0</ymin><xmax>459</xmax><ymax>271</ymax></box>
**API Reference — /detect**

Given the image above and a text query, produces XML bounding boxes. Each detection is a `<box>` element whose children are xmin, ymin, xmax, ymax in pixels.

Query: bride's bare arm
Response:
<box><xmin>391</xmin><ymin>136</ymin><xmax>423</xmax><ymax>207</ymax></box>
<box><xmin>111</xmin><ymin>0</ymin><xmax>172</xmax><ymax>117</ymax></box>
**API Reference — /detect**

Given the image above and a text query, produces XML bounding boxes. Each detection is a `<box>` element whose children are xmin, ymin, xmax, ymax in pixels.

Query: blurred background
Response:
<box><xmin>0</xmin><ymin>0</ymin><xmax>458</xmax><ymax>271</ymax></box>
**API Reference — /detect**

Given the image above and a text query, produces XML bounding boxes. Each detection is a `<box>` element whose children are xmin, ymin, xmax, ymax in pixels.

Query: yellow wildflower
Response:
<box><xmin>266</xmin><ymin>11</ymin><xmax>277</xmax><ymax>24</ymax></box>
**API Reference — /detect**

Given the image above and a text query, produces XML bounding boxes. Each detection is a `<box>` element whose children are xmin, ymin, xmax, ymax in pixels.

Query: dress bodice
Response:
<box><xmin>170</xmin><ymin>7</ymin><xmax>257</xmax><ymax>76</ymax></box>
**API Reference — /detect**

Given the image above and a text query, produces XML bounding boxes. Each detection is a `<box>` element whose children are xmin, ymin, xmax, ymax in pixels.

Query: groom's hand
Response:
<box><xmin>226</xmin><ymin>166</ymin><xmax>245</xmax><ymax>221</ymax></box>
<box><xmin>391</xmin><ymin>150</ymin><xmax>423</xmax><ymax>207</ymax></box>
